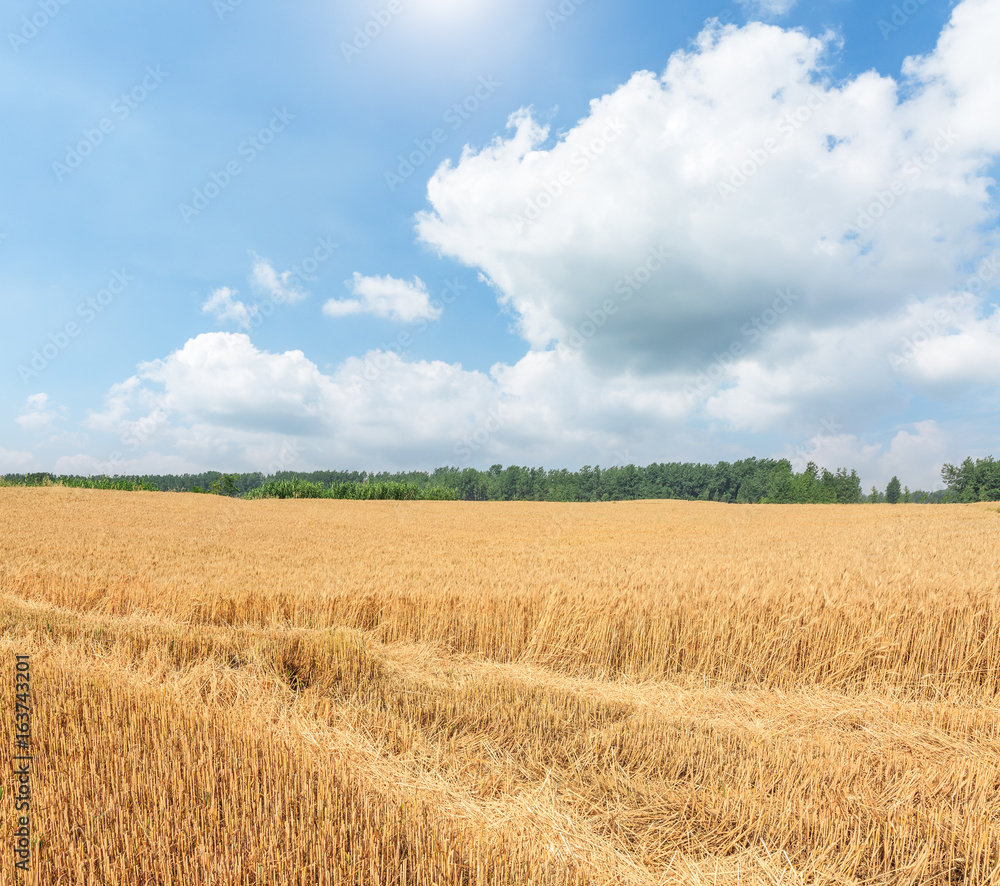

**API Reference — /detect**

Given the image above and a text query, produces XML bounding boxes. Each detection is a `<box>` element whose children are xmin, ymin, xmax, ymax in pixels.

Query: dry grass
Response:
<box><xmin>1</xmin><ymin>487</ymin><xmax>998</xmax><ymax>884</ymax></box>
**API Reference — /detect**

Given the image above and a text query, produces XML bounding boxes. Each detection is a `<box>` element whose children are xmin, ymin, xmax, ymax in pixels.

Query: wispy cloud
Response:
<box><xmin>0</xmin><ymin>448</ymin><xmax>36</xmax><ymax>472</ymax></box>
<box><xmin>16</xmin><ymin>392</ymin><xmax>60</xmax><ymax>431</ymax></box>
<box><xmin>202</xmin><ymin>255</ymin><xmax>313</xmax><ymax>331</ymax></box>
<box><xmin>323</xmin><ymin>273</ymin><xmax>443</xmax><ymax>323</ymax></box>
<box><xmin>202</xmin><ymin>286</ymin><xmax>257</xmax><ymax>330</ymax></box>
<box><xmin>250</xmin><ymin>254</ymin><xmax>306</xmax><ymax>304</ymax></box>
<box><xmin>737</xmin><ymin>0</ymin><xmax>798</xmax><ymax>18</ymax></box>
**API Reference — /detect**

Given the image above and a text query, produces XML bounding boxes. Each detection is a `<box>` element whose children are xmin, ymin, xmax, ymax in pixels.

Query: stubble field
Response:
<box><xmin>1</xmin><ymin>487</ymin><xmax>999</xmax><ymax>885</ymax></box>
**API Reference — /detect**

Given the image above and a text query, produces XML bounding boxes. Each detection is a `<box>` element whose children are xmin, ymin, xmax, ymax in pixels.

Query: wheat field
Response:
<box><xmin>1</xmin><ymin>487</ymin><xmax>998</xmax><ymax>885</ymax></box>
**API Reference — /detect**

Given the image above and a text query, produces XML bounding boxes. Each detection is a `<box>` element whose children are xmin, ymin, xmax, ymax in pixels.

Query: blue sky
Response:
<box><xmin>3</xmin><ymin>0</ymin><xmax>996</xmax><ymax>489</ymax></box>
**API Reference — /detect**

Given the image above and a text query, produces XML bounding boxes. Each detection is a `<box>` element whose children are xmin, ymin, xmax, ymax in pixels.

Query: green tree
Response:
<box><xmin>765</xmin><ymin>460</ymin><xmax>795</xmax><ymax>503</ymax></box>
<box><xmin>790</xmin><ymin>461</ymin><xmax>820</xmax><ymax>503</ymax></box>
<box><xmin>941</xmin><ymin>457</ymin><xmax>976</xmax><ymax>501</ymax></box>
<box><xmin>456</xmin><ymin>468</ymin><xmax>488</xmax><ymax>501</ymax></box>
<box><xmin>943</xmin><ymin>455</ymin><xmax>1000</xmax><ymax>502</ymax></box>
<box><xmin>885</xmin><ymin>476</ymin><xmax>902</xmax><ymax>504</ymax></box>
<box><xmin>979</xmin><ymin>457</ymin><xmax>1000</xmax><ymax>501</ymax></box>
<box><xmin>833</xmin><ymin>468</ymin><xmax>863</xmax><ymax>503</ymax></box>
<box><xmin>211</xmin><ymin>474</ymin><xmax>240</xmax><ymax>497</ymax></box>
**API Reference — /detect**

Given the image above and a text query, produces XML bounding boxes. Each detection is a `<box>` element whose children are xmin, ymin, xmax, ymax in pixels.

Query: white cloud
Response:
<box><xmin>250</xmin><ymin>253</ymin><xmax>306</xmax><ymax>305</ymax></box>
<box><xmin>876</xmin><ymin>422</ymin><xmax>952</xmax><ymax>491</ymax></box>
<box><xmin>78</xmin><ymin>329</ymin><xmax>984</xmax><ymax>493</ymax></box>
<box><xmin>901</xmin><ymin>0</ymin><xmax>1000</xmax><ymax>157</ymax></box>
<box><xmin>202</xmin><ymin>287</ymin><xmax>257</xmax><ymax>330</ymax></box>
<box><xmin>415</xmin><ymin>1</ymin><xmax>1000</xmax><ymax>425</ymax></box>
<box><xmin>324</xmin><ymin>273</ymin><xmax>443</xmax><ymax>323</ymax></box>
<box><xmin>789</xmin><ymin>420</ymin><xmax>951</xmax><ymax>492</ymax></box>
<box><xmin>16</xmin><ymin>393</ymin><xmax>60</xmax><ymax>432</ymax></box>
<box><xmin>898</xmin><ymin>303</ymin><xmax>1000</xmax><ymax>388</ymax></box>
<box><xmin>52</xmin><ymin>452</ymin><xmax>202</xmax><ymax>478</ymax></box>
<box><xmin>0</xmin><ymin>448</ymin><xmax>36</xmax><ymax>473</ymax></box>
<box><xmin>135</xmin><ymin>333</ymin><xmax>334</xmax><ymax>436</ymax></box>
<box><xmin>83</xmin><ymin>332</ymin><xmax>695</xmax><ymax>471</ymax></box>
<box><xmin>202</xmin><ymin>255</ymin><xmax>311</xmax><ymax>330</ymax></box>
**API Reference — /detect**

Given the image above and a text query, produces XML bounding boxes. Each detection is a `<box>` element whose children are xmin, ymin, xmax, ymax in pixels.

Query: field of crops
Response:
<box><xmin>1</xmin><ymin>487</ymin><xmax>999</xmax><ymax>884</ymax></box>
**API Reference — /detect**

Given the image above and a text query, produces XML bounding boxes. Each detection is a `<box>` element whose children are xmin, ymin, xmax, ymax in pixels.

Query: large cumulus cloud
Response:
<box><xmin>416</xmin><ymin>1</ymin><xmax>1000</xmax><ymax>406</ymax></box>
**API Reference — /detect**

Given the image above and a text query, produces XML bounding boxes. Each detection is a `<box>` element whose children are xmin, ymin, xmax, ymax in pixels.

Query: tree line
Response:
<box><xmin>4</xmin><ymin>455</ymin><xmax>996</xmax><ymax>503</ymax></box>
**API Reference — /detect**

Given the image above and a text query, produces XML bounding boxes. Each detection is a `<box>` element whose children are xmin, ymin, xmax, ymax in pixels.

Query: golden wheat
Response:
<box><xmin>1</xmin><ymin>487</ymin><xmax>998</xmax><ymax>884</ymax></box>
